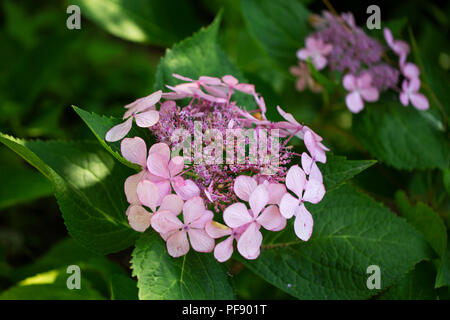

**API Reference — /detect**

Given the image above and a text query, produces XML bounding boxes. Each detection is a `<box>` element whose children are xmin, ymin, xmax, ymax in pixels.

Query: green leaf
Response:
<box><xmin>379</xmin><ymin>261</ymin><xmax>437</xmax><ymax>300</ymax></box>
<box><xmin>0</xmin><ymin>133</ymin><xmax>139</xmax><ymax>254</ymax></box>
<box><xmin>241</xmin><ymin>0</ymin><xmax>310</xmax><ymax>68</ymax></box>
<box><xmin>436</xmin><ymin>239</ymin><xmax>450</xmax><ymax>288</ymax></box>
<box><xmin>318</xmin><ymin>154</ymin><xmax>376</xmax><ymax>191</ymax></box>
<box><xmin>131</xmin><ymin>231</ymin><xmax>234</xmax><ymax>300</ymax></box>
<box><xmin>73</xmin><ymin>106</ymin><xmax>155</xmax><ymax>171</ymax></box>
<box><xmin>72</xmin><ymin>0</ymin><xmax>201</xmax><ymax>46</ymax></box>
<box><xmin>395</xmin><ymin>191</ymin><xmax>447</xmax><ymax>257</ymax></box>
<box><xmin>241</xmin><ymin>184</ymin><xmax>432</xmax><ymax>299</ymax></box>
<box><xmin>0</xmin><ymin>269</ymin><xmax>105</xmax><ymax>300</ymax></box>
<box><xmin>0</xmin><ymin>164</ymin><xmax>53</xmax><ymax>210</ymax></box>
<box><xmin>110</xmin><ymin>273</ymin><xmax>138</xmax><ymax>300</ymax></box>
<box><xmin>154</xmin><ymin>13</ymin><xmax>255</xmax><ymax>109</ymax></box>
<box><xmin>353</xmin><ymin>102</ymin><xmax>449</xmax><ymax>170</ymax></box>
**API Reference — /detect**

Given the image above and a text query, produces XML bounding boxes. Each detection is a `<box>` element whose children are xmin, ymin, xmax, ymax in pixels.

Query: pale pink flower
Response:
<box><xmin>146</xmin><ymin>142</ymin><xmax>200</xmax><ymax>200</ymax></box>
<box><xmin>343</xmin><ymin>73</ymin><xmax>379</xmax><ymax>113</ymax></box>
<box><xmin>222</xmin><ymin>179</ymin><xmax>286</xmax><ymax>259</ymax></box>
<box><xmin>151</xmin><ymin>196</ymin><xmax>214</xmax><ymax>258</ymax></box>
<box><xmin>383</xmin><ymin>27</ymin><xmax>410</xmax><ymax>66</ymax></box>
<box><xmin>301</xmin><ymin>152</ymin><xmax>323</xmax><ymax>183</ymax></box>
<box><xmin>399</xmin><ymin>78</ymin><xmax>429</xmax><ymax>110</ymax></box>
<box><xmin>401</xmin><ymin>62</ymin><xmax>420</xmax><ymax>80</ymax></box>
<box><xmin>290</xmin><ymin>61</ymin><xmax>323</xmax><ymax>93</ymax></box>
<box><xmin>205</xmin><ymin>221</ymin><xmax>241</xmax><ymax>262</ymax></box>
<box><xmin>279</xmin><ymin>165</ymin><xmax>325</xmax><ymax>241</ymax></box>
<box><xmin>297</xmin><ymin>37</ymin><xmax>333</xmax><ymax>71</ymax></box>
<box><xmin>105</xmin><ymin>90</ymin><xmax>162</xmax><ymax>142</ymax></box>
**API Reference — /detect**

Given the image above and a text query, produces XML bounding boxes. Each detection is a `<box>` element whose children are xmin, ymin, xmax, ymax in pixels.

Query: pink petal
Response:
<box><xmin>223</xmin><ymin>203</ymin><xmax>252</xmax><ymax>228</ymax></box>
<box><xmin>279</xmin><ymin>193</ymin><xmax>299</xmax><ymax>219</ymax></box>
<box><xmin>234</xmin><ymin>83</ymin><xmax>255</xmax><ymax>94</ymax></box>
<box><xmin>136</xmin><ymin>180</ymin><xmax>160</xmax><ymax>212</ymax></box>
<box><xmin>410</xmin><ymin>93</ymin><xmax>429</xmax><ymax>110</ymax></box>
<box><xmin>151</xmin><ymin>210</ymin><xmax>182</xmax><ymax>234</ymax></box>
<box><xmin>199</xmin><ymin>76</ymin><xmax>222</xmax><ymax>85</ymax></box>
<box><xmin>205</xmin><ymin>221</ymin><xmax>232</xmax><ymax>239</ymax></box>
<box><xmin>222</xmin><ymin>75</ymin><xmax>239</xmax><ymax>86</ymax></box>
<box><xmin>182</xmin><ymin>196</ymin><xmax>205</xmax><ymax>224</ymax></box>
<box><xmin>166</xmin><ymin>231</ymin><xmax>190</xmax><ymax>258</ymax></box>
<box><xmin>249</xmin><ymin>184</ymin><xmax>269</xmax><ymax>217</ymax></box>
<box><xmin>304</xmin><ymin>130</ymin><xmax>326</xmax><ymax>163</ymax></box>
<box><xmin>121</xmin><ymin>137</ymin><xmax>147</xmax><ymax>168</ymax></box>
<box><xmin>172</xmin><ymin>73</ymin><xmax>193</xmax><ymax>82</ymax></box>
<box><xmin>188</xmin><ymin>229</ymin><xmax>215</xmax><ymax>253</ymax></box>
<box><xmin>135</xmin><ymin>110</ymin><xmax>159</xmax><ymax>128</ymax></box>
<box><xmin>271</xmin><ymin>216</ymin><xmax>287</xmax><ymax>231</ymax></box>
<box><xmin>383</xmin><ymin>28</ymin><xmax>394</xmax><ymax>47</ymax></box>
<box><xmin>168</xmin><ymin>156</ymin><xmax>184</xmax><ymax>177</ymax></box>
<box><xmin>285</xmin><ymin>165</ymin><xmax>306</xmax><ymax>198</ymax></box>
<box><xmin>266</xmin><ymin>183</ymin><xmax>287</xmax><ymax>205</ymax></box>
<box><xmin>357</xmin><ymin>73</ymin><xmax>372</xmax><ymax>88</ymax></box>
<box><xmin>301</xmin><ymin>152</ymin><xmax>313</xmax><ymax>175</ymax></box>
<box><xmin>233</xmin><ymin>175</ymin><xmax>257</xmax><ymax>202</ymax></box>
<box><xmin>309</xmin><ymin>162</ymin><xmax>323</xmax><ymax>183</ymax></box>
<box><xmin>303</xmin><ymin>179</ymin><xmax>325</xmax><ymax>204</ymax></box>
<box><xmin>402</xmin><ymin>63</ymin><xmax>420</xmax><ymax>79</ymax></box>
<box><xmin>297</xmin><ymin>48</ymin><xmax>310</xmax><ymax>61</ymax></box>
<box><xmin>294</xmin><ymin>204</ymin><xmax>314</xmax><ymax>241</ymax></box>
<box><xmin>312</xmin><ymin>55</ymin><xmax>327</xmax><ymax>70</ymax></box>
<box><xmin>237</xmin><ymin>222</ymin><xmax>262</xmax><ymax>260</ymax></box>
<box><xmin>148</xmin><ymin>143</ymin><xmax>171</xmax><ymax>163</ymax></box>
<box><xmin>159</xmin><ymin>194</ymin><xmax>184</xmax><ymax>216</ymax></box>
<box><xmin>360</xmin><ymin>87</ymin><xmax>379</xmax><ymax>102</ymax></box>
<box><xmin>276</xmin><ymin>106</ymin><xmax>301</xmax><ymax>127</ymax></box>
<box><xmin>214</xmin><ymin>236</ymin><xmax>234</xmax><ymax>262</ymax></box>
<box><xmin>400</xmin><ymin>92</ymin><xmax>409</xmax><ymax>106</ymax></box>
<box><xmin>105</xmin><ymin>118</ymin><xmax>133</xmax><ymax>142</ymax></box>
<box><xmin>343</xmin><ymin>74</ymin><xmax>356</xmax><ymax>91</ymax></box>
<box><xmin>409</xmin><ymin>78</ymin><xmax>421</xmax><ymax>92</ymax></box>
<box><xmin>148</xmin><ymin>176</ymin><xmax>171</xmax><ymax>205</ymax></box>
<box><xmin>345</xmin><ymin>91</ymin><xmax>364</xmax><ymax>113</ymax></box>
<box><xmin>124</xmin><ymin>171</ymin><xmax>144</xmax><ymax>205</ymax></box>
<box><xmin>172</xmin><ymin>177</ymin><xmax>200</xmax><ymax>200</ymax></box>
<box><xmin>127</xmin><ymin>205</ymin><xmax>152</xmax><ymax>232</ymax></box>
<box><xmin>189</xmin><ymin>210</ymin><xmax>214</xmax><ymax>229</ymax></box>
<box><xmin>257</xmin><ymin>205</ymin><xmax>283</xmax><ymax>231</ymax></box>
<box><xmin>147</xmin><ymin>152</ymin><xmax>170</xmax><ymax>179</ymax></box>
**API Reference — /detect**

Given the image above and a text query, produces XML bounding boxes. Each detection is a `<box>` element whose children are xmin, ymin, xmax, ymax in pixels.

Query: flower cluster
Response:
<box><xmin>105</xmin><ymin>74</ymin><xmax>329</xmax><ymax>261</ymax></box>
<box><xmin>294</xmin><ymin>11</ymin><xmax>429</xmax><ymax>113</ymax></box>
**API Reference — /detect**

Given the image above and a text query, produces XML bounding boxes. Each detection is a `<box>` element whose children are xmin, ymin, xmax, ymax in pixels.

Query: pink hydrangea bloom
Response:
<box><xmin>297</xmin><ymin>37</ymin><xmax>333</xmax><ymax>70</ymax></box>
<box><xmin>399</xmin><ymin>78</ymin><xmax>429</xmax><ymax>110</ymax></box>
<box><xmin>279</xmin><ymin>165</ymin><xmax>325</xmax><ymax>241</ymax></box>
<box><xmin>221</xmin><ymin>178</ymin><xmax>286</xmax><ymax>260</ymax></box>
<box><xmin>342</xmin><ymin>73</ymin><xmax>379</xmax><ymax>113</ymax></box>
<box><xmin>151</xmin><ymin>196</ymin><xmax>214</xmax><ymax>257</ymax></box>
<box><xmin>383</xmin><ymin>27</ymin><xmax>410</xmax><ymax>66</ymax></box>
<box><xmin>146</xmin><ymin>142</ymin><xmax>200</xmax><ymax>200</ymax></box>
<box><xmin>205</xmin><ymin>221</ymin><xmax>242</xmax><ymax>262</ymax></box>
<box><xmin>105</xmin><ymin>90</ymin><xmax>162</xmax><ymax>142</ymax></box>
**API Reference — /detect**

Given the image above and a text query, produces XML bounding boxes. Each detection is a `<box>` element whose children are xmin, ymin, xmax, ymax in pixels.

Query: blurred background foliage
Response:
<box><xmin>0</xmin><ymin>0</ymin><xmax>448</xmax><ymax>299</ymax></box>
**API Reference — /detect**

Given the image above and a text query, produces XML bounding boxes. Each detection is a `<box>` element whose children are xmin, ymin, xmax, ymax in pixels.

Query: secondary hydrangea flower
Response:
<box><xmin>279</xmin><ymin>165</ymin><xmax>325</xmax><ymax>240</ymax></box>
<box><xmin>290</xmin><ymin>61</ymin><xmax>323</xmax><ymax>93</ymax></box>
<box><xmin>342</xmin><ymin>73</ymin><xmax>379</xmax><ymax>113</ymax></box>
<box><xmin>293</xmin><ymin>11</ymin><xmax>429</xmax><ymax>114</ymax></box>
<box><xmin>297</xmin><ymin>36</ymin><xmax>333</xmax><ymax>70</ymax></box>
<box><xmin>105</xmin><ymin>73</ymin><xmax>329</xmax><ymax>261</ymax></box>
<box><xmin>105</xmin><ymin>90</ymin><xmax>162</xmax><ymax>142</ymax></box>
<box><xmin>400</xmin><ymin>78</ymin><xmax>429</xmax><ymax>110</ymax></box>
<box><xmin>151</xmin><ymin>196</ymin><xmax>214</xmax><ymax>257</ymax></box>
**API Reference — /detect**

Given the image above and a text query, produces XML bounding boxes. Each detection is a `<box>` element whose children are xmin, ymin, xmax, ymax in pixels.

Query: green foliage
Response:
<box><xmin>353</xmin><ymin>102</ymin><xmax>449</xmax><ymax>170</ymax></box>
<box><xmin>395</xmin><ymin>190</ymin><xmax>447</xmax><ymax>257</ymax></box>
<box><xmin>318</xmin><ymin>154</ymin><xmax>376</xmax><ymax>191</ymax></box>
<box><xmin>131</xmin><ymin>231</ymin><xmax>234</xmax><ymax>300</ymax></box>
<box><xmin>72</xmin><ymin>0</ymin><xmax>201</xmax><ymax>46</ymax></box>
<box><xmin>241</xmin><ymin>0</ymin><xmax>310</xmax><ymax>68</ymax></box>
<box><xmin>0</xmin><ymin>134</ymin><xmax>138</xmax><ymax>254</ymax></box>
<box><xmin>241</xmin><ymin>184</ymin><xmax>432</xmax><ymax>299</ymax></box>
<box><xmin>73</xmin><ymin>106</ymin><xmax>155</xmax><ymax>171</ymax></box>
<box><xmin>436</xmin><ymin>239</ymin><xmax>450</xmax><ymax>288</ymax></box>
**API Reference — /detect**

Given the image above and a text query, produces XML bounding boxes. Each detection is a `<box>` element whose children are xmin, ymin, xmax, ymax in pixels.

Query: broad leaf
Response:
<box><xmin>241</xmin><ymin>184</ymin><xmax>432</xmax><ymax>299</ymax></box>
<box><xmin>110</xmin><ymin>273</ymin><xmax>138</xmax><ymax>300</ymax></box>
<box><xmin>395</xmin><ymin>191</ymin><xmax>447</xmax><ymax>257</ymax></box>
<box><xmin>0</xmin><ymin>133</ymin><xmax>139</xmax><ymax>254</ymax></box>
<box><xmin>353</xmin><ymin>102</ymin><xmax>449</xmax><ymax>170</ymax></box>
<box><xmin>436</xmin><ymin>239</ymin><xmax>450</xmax><ymax>289</ymax></box>
<box><xmin>72</xmin><ymin>0</ymin><xmax>201</xmax><ymax>46</ymax></box>
<box><xmin>154</xmin><ymin>13</ymin><xmax>255</xmax><ymax>109</ymax></box>
<box><xmin>379</xmin><ymin>261</ymin><xmax>437</xmax><ymax>300</ymax></box>
<box><xmin>131</xmin><ymin>231</ymin><xmax>234</xmax><ymax>300</ymax></box>
<box><xmin>241</xmin><ymin>0</ymin><xmax>310</xmax><ymax>68</ymax></box>
<box><xmin>73</xmin><ymin>106</ymin><xmax>155</xmax><ymax>171</ymax></box>
<box><xmin>0</xmin><ymin>269</ymin><xmax>105</xmax><ymax>300</ymax></box>
<box><xmin>318</xmin><ymin>154</ymin><xmax>376</xmax><ymax>191</ymax></box>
